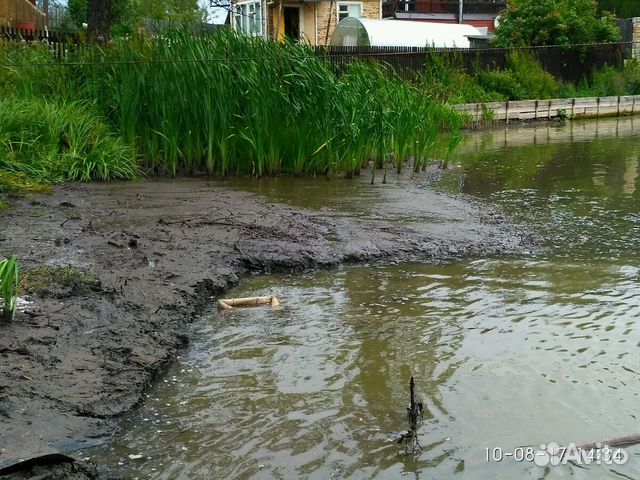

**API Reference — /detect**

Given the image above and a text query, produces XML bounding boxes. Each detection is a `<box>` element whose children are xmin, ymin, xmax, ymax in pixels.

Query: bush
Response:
<box><xmin>420</xmin><ymin>53</ymin><xmax>500</xmax><ymax>104</ymax></box>
<box><xmin>475</xmin><ymin>53</ymin><xmax>559</xmax><ymax>100</ymax></box>
<box><xmin>507</xmin><ymin>51</ymin><xmax>560</xmax><ymax>99</ymax></box>
<box><xmin>476</xmin><ymin>70</ymin><xmax>522</xmax><ymax>100</ymax></box>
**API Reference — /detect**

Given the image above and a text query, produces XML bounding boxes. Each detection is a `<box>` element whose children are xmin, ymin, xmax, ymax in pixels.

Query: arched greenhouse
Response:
<box><xmin>330</xmin><ymin>18</ymin><xmax>482</xmax><ymax>48</ymax></box>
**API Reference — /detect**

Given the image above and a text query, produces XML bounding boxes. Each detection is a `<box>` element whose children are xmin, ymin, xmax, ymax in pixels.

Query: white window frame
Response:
<box><xmin>336</xmin><ymin>1</ymin><xmax>363</xmax><ymax>23</ymax></box>
<box><xmin>234</xmin><ymin>0</ymin><xmax>263</xmax><ymax>37</ymax></box>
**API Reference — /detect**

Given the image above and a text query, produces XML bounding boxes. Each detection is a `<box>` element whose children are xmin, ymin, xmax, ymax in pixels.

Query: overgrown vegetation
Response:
<box><xmin>0</xmin><ymin>256</ymin><xmax>19</xmax><ymax>321</ymax></box>
<box><xmin>1</xmin><ymin>31</ymin><xmax>639</xmax><ymax>190</ymax></box>
<box><xmin>419</xmin><ymin>51</ymin><xmax>640</xmax><ymax>104</ymax></box>
<box><xmin>0</xmin><ymin>31</ymin><xmax>465</xmax><ymax>183</ymax></box>
<box><xmin>494</xmin><ymin>0</ymin><xmax>620</xmax><ymax>47</ymax></box>
<box><xmin>0</xmin><ymin>98</ymin><xmax>139</xmax><ymax>182</ymax></box>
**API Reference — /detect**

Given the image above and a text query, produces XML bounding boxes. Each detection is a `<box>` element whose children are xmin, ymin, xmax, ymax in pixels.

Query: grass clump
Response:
<box><xmin>571</xmin><ymin>60</ymin><xmax>640</xmax><ymax>97</ymax></box>
<box><xmin>0</xmin><ymin>97</ymin><xmax>139</xmax><ymax>185</ymax></box>
<box><xmin>0</xmin><ymin>256</ymin><xmax>19</xmax><ymax>321</ymax></box>
<box><xmin>20</xmin><ymin>265</ymin><xmax>99</xmax><ymax>297</ymax></box>
<box><xmin>475</xmin><ymin>52</ymin><xmax>560</xmax><ymax>101</ymax></box>
<box><xmin>420</xmin><ymin>54</ymin><xmax>499</xmax><ymax>104</ymax></box>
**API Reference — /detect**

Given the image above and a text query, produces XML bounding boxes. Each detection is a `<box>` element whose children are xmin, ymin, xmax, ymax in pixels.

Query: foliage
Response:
<box><xmin>93</xmin><ymin>31</ymin><xmax>463</xmax><ymax>176</ymax></box>
<box><xmin>0</xmin><ymin>44</ymin><xmax>75</xmax><ymax>98</ymax></box>
<box><xmin>419</xmin><ymin>51</ymin><xmax>560</xmax><ymax>102</ymax></box>
<box><xmin>505</xmin><ymin>51</ymin><xmax>560</xmax><ymax>99</ymax></box>
<box><xmin>0</xmin><ymin>98</ymin><xmax>139</xmax><ymax>183</ymax></box>
<box><xmin>494</xmin><ymin>0</ymin><xmax>620</xmax><ymax>47</ymax></box>
<box><xmin>68</xmin><ymin>0</ymin><xmax>89</xmax><ymax>29</ymax></box>
<box><xmin>597</xmin><ymin>0</ymin><xmax>640</xmax><ymax>17</ymax></box>
<box><xmin>571</xmin><ymin>60</ymin><xmax>640</xmax><ymax>96</ymax></box>
<box><xmin>420</xmin><ymin>54</ymin><xmax>499</xmax><ymax>103</ymax></box>
<box><xmin>0</xmin><ymin>256</ymin><xmax>19</xmax><ymax>321</ymax></box>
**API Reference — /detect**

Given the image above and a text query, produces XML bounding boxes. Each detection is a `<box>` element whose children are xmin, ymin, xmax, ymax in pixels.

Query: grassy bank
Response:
<box><xmin>420</xmin><ymin>50</ymin><xmax>640</xmax><ymax>104</ymax></box>
<box><xmin>1</xmin><ymin>32</ymin><xmax>639</xmax><ymax>192</ymax></box>
<box><xmin>0</xmin><ymin>32</ymin><xmax>464</xmax><ymax>191</ymax></box>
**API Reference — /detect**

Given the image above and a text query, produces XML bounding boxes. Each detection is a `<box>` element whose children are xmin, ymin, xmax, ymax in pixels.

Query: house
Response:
<box><xmin>0</xmin><ymin>0</ymin><xmax>46</xmax><ymax>29</ymax></box>
<box><xmin>231</xmin><ymin>0</ymin><xmax>381</xmax><ymax>45</ymax></box>
<box><xmin>381</xmin><ymin>0</ymin><xmax>505</xmax><ymax>33</ymax></box>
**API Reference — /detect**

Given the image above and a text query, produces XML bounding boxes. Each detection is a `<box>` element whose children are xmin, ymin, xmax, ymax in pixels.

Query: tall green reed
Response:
<box><xmin>1</xmin><ymin>31</ymin><xmax>463</xmax><ymax>179</ymax></box>
<box><xmin>95</xmin><ymin>31</ymin><xmax>463</xmax><ymax>177</ymax></box>
<box><xmin>0</xmin><ymin>256</ymin><xmax>19</xmax><ymax>321</ymax></box>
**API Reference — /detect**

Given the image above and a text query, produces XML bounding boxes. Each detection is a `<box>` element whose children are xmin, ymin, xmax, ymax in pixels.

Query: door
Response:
<box><xmin>283</xmin><ymin>6</ymin><xmax>300</xmax><ymax>40</ymax></box>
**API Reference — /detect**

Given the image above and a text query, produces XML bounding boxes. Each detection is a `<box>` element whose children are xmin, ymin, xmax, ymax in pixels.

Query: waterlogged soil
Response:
<box><xmin>0</xmin><ymin>169</ymin><xmax>526</xmax><ymax>477</ymax></box>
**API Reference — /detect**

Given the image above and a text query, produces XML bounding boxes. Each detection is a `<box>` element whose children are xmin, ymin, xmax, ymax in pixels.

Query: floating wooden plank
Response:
<box><xmin>218</xmin><ymin>295</ymin><xmax>281</xmax><ymax>310</ymax></box>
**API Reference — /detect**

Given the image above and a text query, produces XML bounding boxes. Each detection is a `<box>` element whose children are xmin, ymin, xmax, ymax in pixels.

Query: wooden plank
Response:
<box><xmin>507</xmin><ymin>100</ymin><xmax>536</xmax><ymax>110</ymax></box>
<box><xmin>483</xmin><ymin>102</ymin><xmax>505</xmax><ymax>110</ymax></box>
<box><xmin>597</xmin><ymin>99</ymin><xmax>619</xmax><ymax>108</ymax></box>
<box><xmin>598</xmin><ymin>105</ymin><xmax>620</xmax><ymax>115</ymax></box>
<box><xmin>573</xmin><ymin>98</ymin><xmax>595</xmax><ymax>107</ymax></box>
<box><xmin>519</xmin><ymin>112</ymin><xmax>538</xmax><ymax>120</ymax></box>
<box><xmin>550</xmin><ymin>99</ymin><xmax>574</xmax><ymax>109</ymax></box>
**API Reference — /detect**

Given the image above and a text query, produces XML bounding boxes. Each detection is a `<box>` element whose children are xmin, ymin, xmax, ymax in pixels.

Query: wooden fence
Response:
<box><xmin>453</xmin><ymin>95</ymin><xmax>640</xmax><ymax>124</ymax></box>
<box><xmin>0</xmin><ymin>26</ymin><xmax>81</xmax><ymax>59</ymax></box>
<box><xmin>0</xmin><ymin>0</ymin><xmax>46</xmax><ymax>30</ymax></box>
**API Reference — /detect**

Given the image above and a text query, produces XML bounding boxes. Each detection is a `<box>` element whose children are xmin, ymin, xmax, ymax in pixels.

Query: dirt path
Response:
<box><xmin>0</xmin><ymin>177</ymin><xmax>530</xmax><ymax>477</ymax></box>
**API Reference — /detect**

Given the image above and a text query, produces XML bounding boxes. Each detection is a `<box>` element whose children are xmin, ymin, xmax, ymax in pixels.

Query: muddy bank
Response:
<box><xmin>0</xmin><ymin>175</ymin><xmax>530</xmax><ymax>477</ymax></box>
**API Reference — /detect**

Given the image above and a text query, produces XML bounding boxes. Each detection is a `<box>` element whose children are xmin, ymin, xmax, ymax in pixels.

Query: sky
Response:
<box><xmin>198</xmin><ymin>0</ymin><xmax>230</xmax><ymax>24</ymax></box>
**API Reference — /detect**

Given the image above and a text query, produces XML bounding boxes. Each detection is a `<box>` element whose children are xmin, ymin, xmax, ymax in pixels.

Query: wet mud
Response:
<box><xmin>0</xmin><ymin>177</ymin><xmax>529</xmax><ymax>477</ymax></box>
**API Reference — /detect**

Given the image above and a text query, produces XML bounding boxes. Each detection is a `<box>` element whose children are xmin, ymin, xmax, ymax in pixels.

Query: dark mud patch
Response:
<box><xmin>0</xmin><ymin>177</ymin><xmax>531</xmax><ymax>477</ymax></box>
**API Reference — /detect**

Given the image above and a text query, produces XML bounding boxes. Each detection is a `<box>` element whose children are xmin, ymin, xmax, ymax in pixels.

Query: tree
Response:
<box><xmin>82</xmin><ymin>0</ymin><xmax>203</xmax><ymax>38</ymax></box>
<box><xmin>597</xmin><ymin>0</ymin><xmax>640</xmax><ymax>18</ymax></box>
<box><xmin>68</xmin><ymin>0</ymin><xmax>88</xmax><ymax>28</ymax></box>
<box><xmin>87</xmin><ymin>0</ymin><xmax>112</xmax><ymax>39</ymax></box>
<box><xmin>494</xmin><ymin>0</ymin><xmax>621</xmax><ymax>47</ymax></box>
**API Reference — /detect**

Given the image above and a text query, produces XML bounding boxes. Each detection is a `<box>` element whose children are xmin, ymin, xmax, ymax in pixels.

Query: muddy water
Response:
<box><xmin>86</xmin><ymin>118</ymin><xmax>640</xmax><ymax>479</ymax></box>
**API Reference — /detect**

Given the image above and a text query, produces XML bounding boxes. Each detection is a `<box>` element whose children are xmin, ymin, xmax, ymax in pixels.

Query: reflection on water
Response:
<box><xmin>86</xmin><ymin>118</ymin><xmax>640</xmax><ymax>479</ymax></box>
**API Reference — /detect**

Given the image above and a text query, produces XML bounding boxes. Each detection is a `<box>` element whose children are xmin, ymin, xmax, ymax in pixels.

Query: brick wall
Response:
<box><xmin>633</xmin><ymin>18</ymin><xmax>640</xmax><ymax>59</ymax></box>
<box><xmin>316</xmin><ymin>0</ymin><xmax>380</xmax><ymax>46</ymax></box>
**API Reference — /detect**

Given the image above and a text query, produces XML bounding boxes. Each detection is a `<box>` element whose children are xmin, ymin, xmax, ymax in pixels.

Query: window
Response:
<box><xmin>235</xmin><ymin>1</ymin><xmax>262</xmax><ymax>36</ymax></box>
<box><xmin>337</xmin><ymin>2</ymin><xmax>362</xmax><ymax>22</ymax></box>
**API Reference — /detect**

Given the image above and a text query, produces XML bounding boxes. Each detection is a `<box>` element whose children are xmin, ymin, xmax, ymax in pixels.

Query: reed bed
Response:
<box><xmin>1</xmin><ymin>31</ymin><xmax>464</xmax><ymax>182</ymax></box>
<box><xmin>92</xmin><ymin>31</ymin><xmax>464</xmax><ymax>177</ymax></box>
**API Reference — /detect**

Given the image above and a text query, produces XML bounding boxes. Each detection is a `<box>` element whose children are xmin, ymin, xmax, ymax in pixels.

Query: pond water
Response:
<box><xmin>85</xmin><ymin>118</ymin><xmax>640</xmax><ymax>479</ymax></box>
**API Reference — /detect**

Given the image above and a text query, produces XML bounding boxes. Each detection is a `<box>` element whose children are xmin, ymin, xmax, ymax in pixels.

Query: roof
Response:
<box><xmin>330</xmin><ymin>18</ymin><xmax>482</xmax><ymax>48</ymax></box>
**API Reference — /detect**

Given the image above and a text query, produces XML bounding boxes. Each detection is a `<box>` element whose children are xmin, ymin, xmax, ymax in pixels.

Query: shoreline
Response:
<box><xmin>0</xmin><ymin>174</ymin><xmax>531</xmax><ymax>478</ymax></box>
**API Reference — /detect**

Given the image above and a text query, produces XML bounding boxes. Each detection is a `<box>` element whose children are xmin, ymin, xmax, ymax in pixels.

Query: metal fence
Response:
<box><xmin>315</xmin><ymin>43</ymin><xmax>628</xmax><ymax>83</ymax></box>
<box><xmin>0</xmin><ymin>26</ymin><xmax>630</xmax><ymax>84</ymax></box>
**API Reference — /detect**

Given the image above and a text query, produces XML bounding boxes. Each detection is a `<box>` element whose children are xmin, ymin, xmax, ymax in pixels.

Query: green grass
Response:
<box><xmin>88</xmin><ymin>31</ymin><xmax>464</xmax><ymax>177</ymax></box>
<box><xmin>0</xmin><ymin>97</ymin><xmax>139</xmax><ymax>187</ymax></box>
<box><xmin>0</xmin><ymin>256</ymin><xmax>19</xmax><ymax>321</ymax></box>
<box><xmin>20</xmin><ymin>265</ymin><xmax>98</xmax><ymax>296</ymax></box>
<box><xmin>2</xmin><ymin>32</ymin><xmax>637</xmax><ymax>183</ymax></box>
